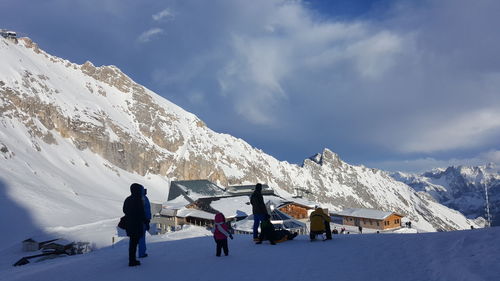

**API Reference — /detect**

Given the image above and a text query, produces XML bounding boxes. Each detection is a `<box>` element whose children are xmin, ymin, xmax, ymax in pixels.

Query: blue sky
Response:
<box><xmin>2</xmin><ymin>0</ymin><xmax>499</xmax><ymax>172</ymax></box>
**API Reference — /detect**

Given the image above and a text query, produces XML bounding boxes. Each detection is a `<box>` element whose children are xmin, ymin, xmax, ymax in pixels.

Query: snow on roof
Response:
<box><xmin>209</xmin><ymin>196</ymin><xmax>252</xmax><ymax>218</ymax></box>
<box><xmin>163</xmin><ymin>195</ymin><xmax>191</xmax><ymax>209</ymax></box>
<box><xmin>176</xmin><ymin>208</ymin><xmax>215</xmax><ymax>220</ymax></box>
<box><xmin>169</xmin><ymin>180</ymin><xmax>227</xmax><ymax>201</ymax></box>
<box><xmin>332</xmin><ymin>208</ymin><xmax>397</xmax><ymax>220</ymax></box>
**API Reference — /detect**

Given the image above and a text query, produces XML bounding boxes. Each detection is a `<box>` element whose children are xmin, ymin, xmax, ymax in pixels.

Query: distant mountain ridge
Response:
<box><xmin>0</xmin><ymin>36</ymin><xmax>479</xmax><ymax>233</ymax></box>
<box><xmin>392</xmin><ymin>164</ymin><xmax>500</xmax><ymax>226</ymax></box>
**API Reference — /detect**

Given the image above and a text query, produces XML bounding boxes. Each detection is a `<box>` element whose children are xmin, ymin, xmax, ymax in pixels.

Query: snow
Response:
<box><xmin>1</xmin><ymin>225</ymin><xmax>499</xmax><ymax>281</ymax></box>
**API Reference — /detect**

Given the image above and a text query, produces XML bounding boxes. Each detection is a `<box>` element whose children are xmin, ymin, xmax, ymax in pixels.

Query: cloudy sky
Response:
<box><xmin>2</xmin><ymin>0</ymin><xmax>500</xmax><ymax>172</ymax></box>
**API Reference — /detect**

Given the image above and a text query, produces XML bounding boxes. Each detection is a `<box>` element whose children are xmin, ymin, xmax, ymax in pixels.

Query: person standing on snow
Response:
<box><xmin>213</xmin><ymin>213</ymin><xmax>233</xmax><ymax>256</ymax></box>
<box><xmin>250</xmin><ymin>183</ymin><xmax>268</xmax><ymax>241</ymax></box>
<box><xmin>123</xmin><ymin>183</ymin><xmax>147</xmax><ymax>267</ymax></box>
<box><xmin>138</xmin><ymin>187</ymin><xmax>151</xmax><ymax>258</ymax></box>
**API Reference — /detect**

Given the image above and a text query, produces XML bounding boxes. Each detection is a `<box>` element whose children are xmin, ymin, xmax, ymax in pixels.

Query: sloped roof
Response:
<box><xmin>176</xmin><ymin>208</ymin><xmax>215</xmax><ymax>220</ymax></box>
<box><xmin>168</xmin><ymin>180</ymin><xmax>227</xmax><ymax>201</ymax></box>
<box><xmin>226</xmin><ymin>184</ymin><xmax>273</xmax><ymax>194</ymax></box>
<box><xmin>332</xmin><ymin>208</ymin><xmax>399</xmax><ymax>220</ymax></box>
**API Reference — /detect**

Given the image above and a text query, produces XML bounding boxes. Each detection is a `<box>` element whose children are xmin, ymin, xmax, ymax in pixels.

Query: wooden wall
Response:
<box><xmin>342</xmin><ymin>214</ymin><xmax>403</xmax><ymax>230</ymax></box>
<box><xmin>279</xmin><ymin>204</ymin><xmax>310</xmax><ymax>219</ymax></box>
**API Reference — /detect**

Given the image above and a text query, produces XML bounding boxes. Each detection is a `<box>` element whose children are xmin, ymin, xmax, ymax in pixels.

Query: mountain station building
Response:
<box><xmin>332</xmin><ymin>208</ymin><xmax>403</xmax><ymax>230</ymax></box>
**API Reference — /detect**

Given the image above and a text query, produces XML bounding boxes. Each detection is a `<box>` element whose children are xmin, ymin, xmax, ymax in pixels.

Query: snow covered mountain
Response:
<box><xmin>0</xmin><ymin>35</ymin><xmax>478</xmax><ymax>244</ymax></box>
<box><xmin>392</xmin><ymin>164</ymin><xmax>500</xmax><ymax>226</ymax></box>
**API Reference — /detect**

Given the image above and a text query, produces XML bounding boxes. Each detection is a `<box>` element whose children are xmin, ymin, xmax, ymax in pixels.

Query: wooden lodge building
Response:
<box><xmin>277</xmin><ymin>202</ymin><xmax>314</xmax><ymax>220</ymax></box>
<box><xmin>332</xmin><ymin>208</ymin><xmax>403</xmax><ymax>230</ymax></box>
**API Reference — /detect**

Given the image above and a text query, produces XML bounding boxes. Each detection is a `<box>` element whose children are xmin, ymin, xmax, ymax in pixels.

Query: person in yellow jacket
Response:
<box><xmin>309</xmin><ymin>207</ymin><xmax>331</xmax><ymax>241</ymax></box>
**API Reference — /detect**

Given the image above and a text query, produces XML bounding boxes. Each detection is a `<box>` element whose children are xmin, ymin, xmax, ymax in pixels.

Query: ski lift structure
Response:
<box><xmin>0</xmin><ymin>29</ymin><xmax>17</xmax><ymax>39</ymax></box>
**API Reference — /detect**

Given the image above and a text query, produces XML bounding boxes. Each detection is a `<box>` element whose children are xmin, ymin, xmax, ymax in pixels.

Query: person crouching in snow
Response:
<box><xmin>309</xmin><ymin>207</ymin><xmax>331</xmax><ymax>241</ymax></box>
<box><xmin>213</xmin><ymin>213</ymin><xmax>233</xmax><ymax>257</ymax></box>
<box><xmin>256</xmin><ymin>214</ymin><xmax>298</xmax><ymax>245</ymax></box>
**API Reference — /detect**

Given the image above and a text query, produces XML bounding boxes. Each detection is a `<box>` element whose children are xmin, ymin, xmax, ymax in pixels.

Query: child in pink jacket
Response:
<box><xmin>213</xmin><ymin>213</ymin><xmax>233</xmax><ymax>256</ymax></box>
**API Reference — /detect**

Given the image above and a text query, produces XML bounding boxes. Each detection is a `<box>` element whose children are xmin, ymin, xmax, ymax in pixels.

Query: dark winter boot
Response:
<box><xmin>129</xmin><ymin>260</ymin><xmax>141</xmax><ymax>267</ymax></box>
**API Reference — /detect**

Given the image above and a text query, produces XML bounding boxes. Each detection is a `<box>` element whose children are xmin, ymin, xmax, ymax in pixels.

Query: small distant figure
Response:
<box><xmin>332</xmin><ymin>227</ymin><xmax>339</xmax><ymax>235</ymax></box>
<box><xmin>408</xmin><ymin>221</ymin><xmax>412</xmax><ymax>229</ymax></box>
<box><xmin>250</xmin><ymin>183</ymin><xmax>268</xmax><ymax>241</ymax></box>
<box><xmin>470</xmin><ymin>225</ymin><xmax>474</xmax><ymax>230</ymax></box>
<box><xmin>138</xmin><ymin>187</ymin><xmax>151</xmax><ymax>258</ymax></box>
<box><xmin>358</xmin><ymin>225</ymin><xmax>363</xmax><ymax>234</ymax></box>
<box><xmin>256</xmin><ymin>214</ymin><xmax>297</xmax><ymax>245</ymax></box>
<box><xmin>309</xmin><ymin>207</ymin><xmax>332</xmax><ymax>241</ymax></box>
<box><xmin>340</xmin><ymin>227</ymin><xmax>346</xmax><ymax>234</ymax></box>
<box><xmin>376</xmin><ymin>231</ymin><xmax>380</xmax><ymax>234</ymax></box>
<box><xmin>213</xmin><ymin>213</ymin><xmax>233</xmax><ymax>257</ymax></box>
<box><xmin>122</xmin><ymin>183</ymin><xmax>147</xmax><ymax>267</ymax></box>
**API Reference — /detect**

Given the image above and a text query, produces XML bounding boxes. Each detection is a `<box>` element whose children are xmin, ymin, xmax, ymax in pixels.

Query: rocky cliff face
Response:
<box><xmin>392</xmin><ymin>164</ymin><xmax>500</xmax><ymax>226</ymax></box>
<box><xmin>0</xmin><ymin>37</ymin><xmax>479</xmax><ymax>231</ymax></box>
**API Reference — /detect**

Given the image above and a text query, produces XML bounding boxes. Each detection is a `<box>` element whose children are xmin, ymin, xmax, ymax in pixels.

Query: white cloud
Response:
<box><xmin>137</xmin><ymin>0</ymin><xmax>500</xmax><ymax>163</ymax></box>
<box><xmin>215</xmin><ymin>2</ymin><xmax>404</xmax><ymax>125</ymax></box>
<box><xmin>137</xmin><ymin>28</ymin><xmax>163</xmax><ymax>43</ymax></box>
<box><xmin>152</xmin><ymin>8</ymin><xmax>173</xmax><ymax>21</ymax></box>
<box><xmin>398</xmin><ymin>109</ymin><xmax>500</xmax><ymax>153</ymax></box>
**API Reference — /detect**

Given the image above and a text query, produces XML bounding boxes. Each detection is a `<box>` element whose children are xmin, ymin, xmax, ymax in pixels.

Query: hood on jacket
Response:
<box><xmin>313</xmin><ymin>207</ymin><xmax>324</xmax><ymax>214</ymax></box>
<box><xmin>215</xmin><ymin>213</ymin><xmax>226</xmax><ymax>223</ymax></box>
<box><xmin>130</xmin><ymin>183</ymin><xmax>144</xmax><ymax>197</ymax></box>
<box><xmin>254</xmin><ymin>183</ymin><xmax>262</xmax><ymax>193</ymax></box>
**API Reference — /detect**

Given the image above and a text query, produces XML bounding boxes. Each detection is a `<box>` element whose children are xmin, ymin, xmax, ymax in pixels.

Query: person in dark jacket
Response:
<box><xmin>123</xmin><ymin>183</ymin><xmax>147</xmax><ymax>267</ymax></box>
<box><xmin>256</xmin><ymin>214</ymin><xmax>297</xmax><ymax>245</ymax></box>
<box><xmin>250</xmin><ymin>183</ymin><xmax>268</xmax><ymax>240</ymax></box>
<box><xmin>138</xmin><ymin>187</ymin><xmax>151</xmax><ymax>258</ymax></box>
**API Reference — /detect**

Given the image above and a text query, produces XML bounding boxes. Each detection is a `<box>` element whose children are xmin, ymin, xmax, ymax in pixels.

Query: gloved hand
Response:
<box><xmin>229</xmin><ymin>234</ymin><xmax>234</xmax><ymax>240</ymax></box>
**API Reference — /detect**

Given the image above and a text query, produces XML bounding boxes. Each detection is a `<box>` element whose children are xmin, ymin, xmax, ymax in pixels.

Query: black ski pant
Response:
<box><xmin>129</xmin><ymin>235</ymin><xmax>140</xmax><ymax>262</ymax></box>
<box><xmin>325</xmin><ymin>221</ymin><xmax>332</xmax><ymax>239</ymax></box>
<box><xmin>215</xmin><ymin>239</ymin><xmax>229</xmax><ymax>256</ymax></box>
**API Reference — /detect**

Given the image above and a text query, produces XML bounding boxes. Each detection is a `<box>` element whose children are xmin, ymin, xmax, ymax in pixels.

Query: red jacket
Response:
<box><xmin>213</xmin><ymin>213</ymin><xmax>231</xmax><ymax>240</ymax></box>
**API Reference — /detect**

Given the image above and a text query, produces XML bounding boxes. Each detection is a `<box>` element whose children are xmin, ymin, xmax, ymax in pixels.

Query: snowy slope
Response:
<box><xmin>0</xmin><ymin>34</ymin><xmax>479</xmax><ymax>246</ymax></box>
<box><xmin>1</xmin><ymin>225</ymin><xmax>499</xmax><ymax>281</ymax></box>
<box><xmin>392</xmin><ymin>164</ymin><xmax>500</xmax><ymax>226</ymax></box>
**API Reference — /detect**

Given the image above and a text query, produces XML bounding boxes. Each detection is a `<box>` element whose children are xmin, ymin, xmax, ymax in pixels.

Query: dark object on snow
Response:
<box><xmin>123</xmin><ymin>183</ymin><xmax>146</xmax><ymax>237</ymax></box>
<box><xmin>250</xmin><ymin>183</ymin><xmax>268</xmax><ymax>239</ymax></box>
<box><xmin>358</xmin><ymin>226</ymin><xmax>363</xmax><ymax>234</ymax></box>
<box><xmin>14</xmin><ymin>240</ymin><xmax>91</xmax><ymax>266</ymax></box>
<box><xmin>256</xmin><ymin>215</ymin><xmax>297</xmax><ymax>244</ymax></box>
<box><xmin>123</xmin><ymin>183</ymin><xmax>147</xmax><ymax>265</ymax></box>
<box><xmin>13</xmin><ymin>252</ymin><xmax>65</xmax><ymax>266</ymax></box>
